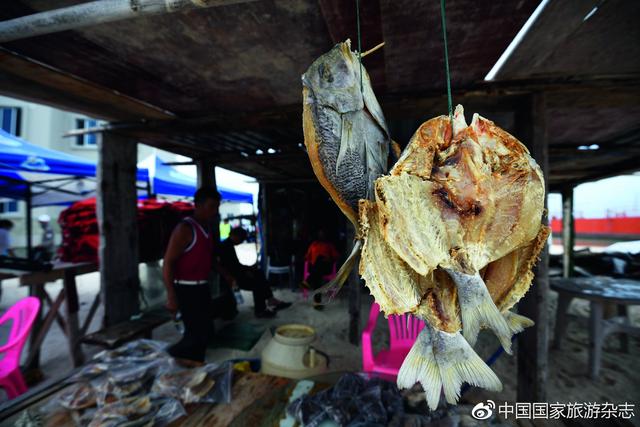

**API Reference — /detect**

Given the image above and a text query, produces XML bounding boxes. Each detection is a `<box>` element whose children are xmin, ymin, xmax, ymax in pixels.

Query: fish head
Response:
<box><xmin>302</xmin><ymin>40</ymin><xmax>363</xmax><ymax>114</ymax></box>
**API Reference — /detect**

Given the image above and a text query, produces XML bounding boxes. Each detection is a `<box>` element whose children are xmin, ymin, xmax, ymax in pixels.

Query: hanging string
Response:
<box><xmin>440</xmin><ymin>0</ymin><xmax>453</xmax><ymax>124</ymax></box>
<box><xmin>356</xmin><ymin>0</ymin><xmax>363</xmax><ymax>94</ymax></box>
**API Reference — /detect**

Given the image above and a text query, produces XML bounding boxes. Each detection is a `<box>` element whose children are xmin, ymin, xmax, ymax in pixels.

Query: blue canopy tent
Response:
<box><xmin>0</xmin><ymin>129</ymin><xmax>150</xmax><ymax>259</ymax></box>
<box><xmin>152</xmin><ymin>156</ymin><xmax>253</xmax><ymax>204</ymax></box>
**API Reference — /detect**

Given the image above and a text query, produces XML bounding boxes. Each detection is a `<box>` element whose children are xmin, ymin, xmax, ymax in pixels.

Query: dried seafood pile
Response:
<box><xmin>44</xmin><ymin>340</ymin><xmax>232</xmax><ymax>427</ymax></box>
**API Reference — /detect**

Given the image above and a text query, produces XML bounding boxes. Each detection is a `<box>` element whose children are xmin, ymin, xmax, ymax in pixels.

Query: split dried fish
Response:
<box><xmin>58</xmin><ymin>382</ymin><xmax>97</xmax><ymax>410</ymax></box>
<box><xmin>88</xmin><ymin>396</ymin><xmax>152</xmax><ymax>427</ymax></box>
<box><xmin>362</xmin><ymin>106</ymin><xmax>549</xmax><ymax>408</ymax></box>
<box><xmin>182</xmin><ymin>376</ymin><xmax>215</xmax><ymax>404</ymax></box>
<box><xmin>153</xmin><ymin>368</ymin><xmax>215</xmax><ymax>404</ymax></box>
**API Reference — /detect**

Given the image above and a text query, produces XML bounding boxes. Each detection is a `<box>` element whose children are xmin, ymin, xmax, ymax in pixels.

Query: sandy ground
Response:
<box><xmin>1</xmin><ymin>244</ymin><xmax>639</xmax><ymax>424</ymax></box>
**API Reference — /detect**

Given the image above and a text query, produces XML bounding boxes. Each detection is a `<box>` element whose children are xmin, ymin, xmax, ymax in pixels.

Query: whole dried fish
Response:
<box><xmin>302</xmin><ymin>39</ymin><xmax>390</xmax><ymax>225</ymax></box>
<box><xmin>302</xmin><ymin>40</ymin><xmax>393</xmax><ymax>295</ymax></box>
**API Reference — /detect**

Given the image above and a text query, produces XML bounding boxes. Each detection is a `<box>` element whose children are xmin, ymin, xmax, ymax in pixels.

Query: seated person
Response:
<box><xmin>303</xmin><ymin>229</ymin><xmax>339</xmax><ymax>309</ymax></box>
<box><xmin>219</xmin><ymin>227</ymin><xmax>291</xmax><ymax>318</ymax></box>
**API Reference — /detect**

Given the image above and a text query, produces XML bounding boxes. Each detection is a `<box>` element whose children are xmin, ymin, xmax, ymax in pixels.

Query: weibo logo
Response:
<box><xmin>471</xmin><ymin>400</ymin><xmax>495</xmax><ymax>420</ymax></box>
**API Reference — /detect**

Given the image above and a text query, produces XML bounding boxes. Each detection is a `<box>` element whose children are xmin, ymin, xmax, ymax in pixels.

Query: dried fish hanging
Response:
<box><xmin>301</xmin><ymin>0</ymin><xmax>548</xmax><ymax>410</ymax></box>
<box><xmin>304</xmin><ymin>0</ymin><xmax>392</xmax><ymax>301</ymax></box>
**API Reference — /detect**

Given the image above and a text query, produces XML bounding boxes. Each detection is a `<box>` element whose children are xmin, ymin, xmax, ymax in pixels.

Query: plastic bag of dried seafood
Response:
<box><xmin>92</xmin><ymin>339</ymin><xmax>168</xmax><ymax>363</ymax></box>
<box><xmin>95</xmin><ymin>357</ymin><xmax>175</xmax><ymax>405</ymax></box>
<box><xmin>67</xmin><ymin>360</ymin><xmax>132</xmax><ymax>384</ymax></box>
<box><xmin>152</xmin><ymin>361</ymin><xmax>234</xmax><ymax>405</ymax></box>
<box><xmin>83</xmin><ymin>394</ymin><xmax>186</xmax><ymax>427</ymax></box>
<box><xmin>68</xmin><ymin>339</ymin><xmax>170</xmax><ymax>385</ymax></box>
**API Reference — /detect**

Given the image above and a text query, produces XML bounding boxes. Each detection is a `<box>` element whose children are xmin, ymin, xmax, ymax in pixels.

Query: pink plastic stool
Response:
<box><xmin>0</xmin><ymin>296</ymin><xmax>40</xmax><ymax>399</ymax></box>
<box><xmin>302</xmin><ymin>260</ymin><xmax>337</xmax><ymax>300</ymax></box>
<box><xmin>362</xmin><ymin>302</ymin><xmax>426</xmax><ymax>378</ymax></box>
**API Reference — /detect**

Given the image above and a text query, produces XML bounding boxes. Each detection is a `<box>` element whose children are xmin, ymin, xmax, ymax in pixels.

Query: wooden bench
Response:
<box><xmin>80</xmin><ymin>308</ymin><xmax>172</xmax><ymax>349</ymax></box>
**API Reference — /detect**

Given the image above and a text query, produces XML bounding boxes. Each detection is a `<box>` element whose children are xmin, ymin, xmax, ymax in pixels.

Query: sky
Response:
<box><xmin>548</xmin><ymin>174</ymin><xmax>640</xmax><ymax>219</ymax></box>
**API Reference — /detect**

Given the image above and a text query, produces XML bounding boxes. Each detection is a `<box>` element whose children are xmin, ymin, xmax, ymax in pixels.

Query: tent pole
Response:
<box><xmin>26</xmin><ymin>184</ymin><xmax>33</xmax><ymax>261</ymax></box>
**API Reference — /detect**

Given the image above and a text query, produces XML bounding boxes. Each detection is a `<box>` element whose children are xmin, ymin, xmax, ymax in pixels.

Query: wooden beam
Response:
<box><xmin>562</xmin><ymin>187</ymin><xmax>575</xmax><ymax>279</ymax></box>
<box><xmin>0</xmin><ymin>48</ymin><xmax>173</xmax><ymax>120</ymax></box>
<box><xmin>516</xmin><ymin>93</ymin><xmax>549</xmax><ymax>403</ymax></box>
<box><xmin>97</xmin><ymin>131</ymin><xmax>141</xmax><ymax>326</ymax></box>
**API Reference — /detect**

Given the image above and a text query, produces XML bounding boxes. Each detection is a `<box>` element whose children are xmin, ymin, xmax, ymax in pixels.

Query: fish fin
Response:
<box><xmin>446</xmin><ymin>269</ymin><xmax>514</xmax><ymax>354</ymax></box>
<box><xmin>313</xmin><ymin>240</ymin><xmax>362</xmax><ymax>301</ymax></box>
<box><xmin>452</xmin><ymin>104</ymin><xmax>467</xmax><ymax>137</ymax></box>
<box><xmin>336</xmin><ymin>113</ymin><xmax>352</xmax><ymax>173</ymax></box>
<box><xmin>503</xmin><ymin>311</ymin><xmax>535</xmax><ymax>334</ymax></box>
<box><xmin>336</xmin><ymin>112</ymin><xmax>366</xmax><ymax>174</ymax></box>
<box><xmin>397</xmin><ymin>327</ymin><xmax>442</xmax><ymax>410</ymax></box>
<box><xmin>397</xmin><ymin>326</ymin><xmax>502</xmax><ymax>410</ymax></box>
<box><xmin>432</xmin><ymin>328</ymin><xmax>502</xmax><ymax>405</ymax></box>
<box><xmin>360</xmin><ymin>64</ymin><xmax>390</xmax><ymax>140</ymax></box>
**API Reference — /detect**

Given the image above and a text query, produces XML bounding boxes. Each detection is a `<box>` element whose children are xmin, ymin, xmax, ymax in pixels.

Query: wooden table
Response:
<box><xmin>0</xmin><ymin>262</ymin><xmax>99</xmax><ymax>371</ymax></box>
<box><xmin>0</xmin><ymin>370</ymin><xmax>326</xmax><ymax>426</ymax></box>
<box><xmin>551</xmin><ymin>276</ymin><xmax>640</xmax><ymax>379</ymax></box>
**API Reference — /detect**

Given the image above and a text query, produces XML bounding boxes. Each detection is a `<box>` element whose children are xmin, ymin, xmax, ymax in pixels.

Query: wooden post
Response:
<box><xmin>516</xmin><ymin>93</ymin><xmax>549</xmax><ymax>402</ymax></box>
<box><xmin>196</xmin><ymin>158</ymin><xmax>216</xmax><ymax>188</ymax></box>
<box><xmin>97</xmin><ymin>131</ymin><xmax>140</xmax><ymax>327</ymax></box>
<box><xmin>259</xmin><ymin>183</ymin><xmax>269</xmax><ymax>273</ymax></box>
<box><xmin>561</xmin><ymin>187</ymin><xmax>575</xmax><ymax>278</ymax></box>
<box><xmin>347</xmin><ymin>223</ymin><xmax>361</xmax><ymax>345</ymax></box>
<box><xmin>26</xmin><ymin>185</ymin><xmax>33</xmax><ymax>260</ymax></box>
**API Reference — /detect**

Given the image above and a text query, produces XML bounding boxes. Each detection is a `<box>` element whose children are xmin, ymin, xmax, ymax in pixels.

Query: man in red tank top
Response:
<box><xmin>163</xmin><ymin>187</ymin><xmax>232</xmax><ymax>362</ymax></box>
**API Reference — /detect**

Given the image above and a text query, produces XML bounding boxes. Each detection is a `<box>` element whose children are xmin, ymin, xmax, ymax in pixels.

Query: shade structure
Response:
<box><xmin>152</xmin><ymin>156</ymin><xmax>253</xmax><ymax>204</ymax></box>
<box><xmin>0</xmin><ymin>129</ymin><xmax>149</xmax><ymax>207</ymax></box>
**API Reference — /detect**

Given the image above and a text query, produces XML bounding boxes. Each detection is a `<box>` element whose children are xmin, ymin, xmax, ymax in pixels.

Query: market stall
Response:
<box><xmin>0</xmin><ymin>0</ymin><xmax>638</xmax><ymax>424</ymax></box>
<box><xmin>0</xmin><ymin>129</ymin><xmax>150</xmax><ymax>260</ymax></box>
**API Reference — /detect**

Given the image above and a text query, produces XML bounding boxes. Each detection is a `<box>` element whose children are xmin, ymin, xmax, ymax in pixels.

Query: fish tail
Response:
<box><xmin>398</xmin><ymin>325</ymin><xmax>502</xmax><ymax>410</ymax></box>
<box><xmin>432</xmin><ymin>328</ymin><xmax>502</xmax><ymax>405</ymax></box>
<box><xmin>397</xmin><ymin>327</ymin><xmax>442</xmax><ymax>410</ymax></box>
<box><xmin>503</xmin><ymin>310</ymin><xmax>535</xmax><ymax>334</ymax></box>
<box><xmin>313</xmin><ymin>240</ymin><xmax>362</xmax><ymax>301</ymax></box>
<box><xmin>446</xmin><ymin>269</ymin><xmax>514</xmax><ymax>354</ymax></box>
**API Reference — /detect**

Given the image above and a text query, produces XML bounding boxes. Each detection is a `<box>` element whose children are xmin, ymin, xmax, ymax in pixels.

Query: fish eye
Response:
<box><xmin>321</xmin><ymin>66</ymin><xmax>333</xmax><ymax>83</ymax></box>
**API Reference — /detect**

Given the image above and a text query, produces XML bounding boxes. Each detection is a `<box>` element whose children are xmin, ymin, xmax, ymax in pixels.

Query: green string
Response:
<box><xmin>356</xmin><ymin>0</ymin><xmax>363</xmax><ymax>94</ymax></box>
<box><xmin>440</xmin><ymin>0</ymin><xmax>453</xmax><ymax>123</ymax></box>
